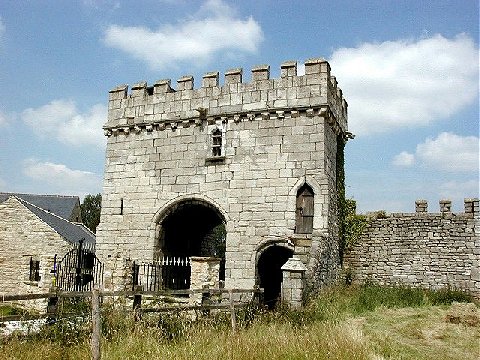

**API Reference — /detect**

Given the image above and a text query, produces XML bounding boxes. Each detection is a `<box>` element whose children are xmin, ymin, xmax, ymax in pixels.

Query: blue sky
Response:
<box><xmin>0</xmin><ymin>0</ymin><xmax>478</xmax><ymax>213</ymax></box>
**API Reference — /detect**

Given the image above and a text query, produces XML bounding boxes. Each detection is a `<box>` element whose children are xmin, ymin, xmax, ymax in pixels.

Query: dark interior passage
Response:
<box><xmin>257</xmin><ymin>246</ymin><xmax>293</xmax><ymax>309</ymax></box>
<box><xmin>161</xmin><ymin>202</ymin><xmax>224</xmax><ymax>257</ymax></box>
<box><xmin>160</xmin><ymin>201</ymin><xmax>226</xmax><ymax>280</ymax></box>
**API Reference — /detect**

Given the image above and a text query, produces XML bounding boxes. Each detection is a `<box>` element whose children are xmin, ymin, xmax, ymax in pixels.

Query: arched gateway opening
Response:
<box><xmin>257</xmin><ymin>246</ymin><xmax>293</xmax><ymax>309</ymax></box>
<box><xmin>156</xmin><ymin>199</ymin><xmax>226</xmax><ymax>287</ymax></box>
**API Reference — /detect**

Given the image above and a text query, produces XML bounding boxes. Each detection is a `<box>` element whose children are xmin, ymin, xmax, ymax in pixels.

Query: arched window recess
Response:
<box><xmin>295</xmin><ymin>184</ymin><xmax>314</xmax><ymax>234</ymax></box>
<box><xmin>206</xmin><ymin>124</ymin><xmax>226</xmax><ymax>163</ymax></box>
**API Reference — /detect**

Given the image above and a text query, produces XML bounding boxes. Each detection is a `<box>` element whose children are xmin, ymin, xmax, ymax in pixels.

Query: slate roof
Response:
<box><xmin>0</xmin><ymin>194</ymin><xmax>95</xmax><ymax>250</ymax></box>
<box><xmin>0</xmin><ymin>192</ymin><xmax>80</xmax><ymax>221</ymax></box>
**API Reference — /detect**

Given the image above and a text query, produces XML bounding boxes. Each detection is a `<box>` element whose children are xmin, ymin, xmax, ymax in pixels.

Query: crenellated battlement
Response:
<box><xmin>367</xmin><ymin>198</ymin><xmax>479</xmax><ymax>218</ymax></box>
<box><xmin>414</xmin><ymin>198</ymin><xmax>479</xmax><ymax>216</ymax></box>
<box><xmin>104</xmin><ymin>58</ymin><xmax>349</xmax><ymax>138</ymax></box>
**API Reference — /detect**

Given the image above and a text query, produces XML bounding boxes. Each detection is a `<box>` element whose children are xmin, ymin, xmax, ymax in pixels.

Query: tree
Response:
<box><xmin>81</xmin><ymin>194</ymin><xmax>102</xmax><ymax>233</ymax></box>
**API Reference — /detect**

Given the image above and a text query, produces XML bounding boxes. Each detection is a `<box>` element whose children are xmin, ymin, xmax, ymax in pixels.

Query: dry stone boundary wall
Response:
<box><xmin>344</xmin><ymin>199</ymin><xmax>480</xmax><ymax>298</ymax></box>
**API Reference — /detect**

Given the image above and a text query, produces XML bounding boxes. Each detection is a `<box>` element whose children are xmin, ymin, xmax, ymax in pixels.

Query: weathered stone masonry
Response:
<box><xmin>344</xmin><ymin>199</ymin><xmax>480</xmax><ymax>298</ymax></box>
<box><xmin>96</xmin><ymin>58</ymin><xmax>351</xmax><ymax>294</ymax></box>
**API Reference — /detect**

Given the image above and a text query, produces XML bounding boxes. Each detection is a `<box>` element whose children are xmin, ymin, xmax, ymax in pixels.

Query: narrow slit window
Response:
<box><xmin>29</xmin><ymin>257</ymin><xmax>41</xmax><ymax>282</ymax></box>
<box><xmin>212</xmin><ymin>128</ymin><xmax>222</xmax><ymax>157</ymax></box>
<box><xmin>120</xmin><ymin>198</ymin><xmax>124</xmax><ymax>215</ymax></box>
<box><xmin>295</xmin><ymin>184</ymin><xmax>314</xmax><ymax>234</ymax></box>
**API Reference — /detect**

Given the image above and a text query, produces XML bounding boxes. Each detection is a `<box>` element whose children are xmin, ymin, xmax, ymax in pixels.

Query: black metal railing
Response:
<box><xmin>132</xmin><ymin>257</ymin><xmax>190</xmax><ymax>291</ymax></box>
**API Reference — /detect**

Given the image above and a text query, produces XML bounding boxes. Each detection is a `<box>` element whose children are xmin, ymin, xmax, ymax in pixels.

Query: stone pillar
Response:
<box><xmin>202</xmin><ymin>72</ymin><xmax>219</xmax><ymax>87</ymax></box>
<box><xmin>281</xmin><ymin>256</ymin><xmax>307</xmax><ymax>308</ymax></box>
<box><xmin>440</xmin><ymin>199</ymin><xmax>452</xmax><ymax>213</ymax></box>
<box><xmin>177</xmin><ymin>75</ymin><xmax>194</xmax><ymax>91</ymax></box>
<box><xmin>225</xmin><ymin>68</ymin><xmax>242</xmax><ymax>85</ymax></box>
<box><xmin>190</xmin><ymin>257</ymin><xmax>221</xmax><ymax>304</ymax></box>
<box><xmin>464</xmin><ymin>198</ymin><xmax>479</xmax><ymax>215</ymax></box>
<box><xmin>415</xmin><ymin>200</ymin><xmax>428</xmax><ymax>213</ymax></box>
<box><xmin>251</xmin><ymin>65</ymin><xmax>270</xmax><ymax>81</ymax></box>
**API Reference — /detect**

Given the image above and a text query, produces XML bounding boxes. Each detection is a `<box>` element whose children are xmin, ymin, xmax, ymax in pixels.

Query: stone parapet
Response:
<box><xmin>105</xmin><ymin>59</ymin><xmax>348</xmax><ymax>138</ymax></box>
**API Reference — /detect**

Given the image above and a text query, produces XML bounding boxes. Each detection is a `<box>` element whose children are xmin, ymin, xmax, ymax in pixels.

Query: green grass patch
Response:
<box><xmin>0</xmin><ymin>305</ymin><xmax>30</xmax><ymax>317</ymax></box>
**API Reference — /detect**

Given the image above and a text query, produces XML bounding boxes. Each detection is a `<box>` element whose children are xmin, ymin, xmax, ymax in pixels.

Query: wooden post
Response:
<box><xmin>91</xmin><ymin>289</ymin><xmax>101</xmax><ymax>360</ymax></box>
<box><xmin>47</xmin><ymin>296</ymin><xmax>58</xmax><ymax>324</ymax></box>
<box><xmin>229</xmin><ymin>289</ymin><xmax>236</xmax><ymax>332</ymax></box>
<box><xmin>133</xmin><ymin>285</ymin><xmax>142</xmax><ymax>321</ymax></box>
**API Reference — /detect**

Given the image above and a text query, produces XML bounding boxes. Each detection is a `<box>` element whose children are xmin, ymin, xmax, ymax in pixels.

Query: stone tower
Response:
<box><xmin>96</xmin><ymin>58</ymin><xmax>350</xmax><ymax>300</ymax></box>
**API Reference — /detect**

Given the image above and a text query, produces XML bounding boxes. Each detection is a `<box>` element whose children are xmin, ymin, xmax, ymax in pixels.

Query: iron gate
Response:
<box><xmin>56</xmin><ymin>239</ymin><xmax>104</xmax><ymax>291</ymax></box>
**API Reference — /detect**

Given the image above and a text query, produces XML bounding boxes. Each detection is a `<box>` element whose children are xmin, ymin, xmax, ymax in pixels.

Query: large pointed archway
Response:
<box><xmin>257</xmin><ymin>245</ymin><xmax>293</xmax><ymax>309</ymax></box>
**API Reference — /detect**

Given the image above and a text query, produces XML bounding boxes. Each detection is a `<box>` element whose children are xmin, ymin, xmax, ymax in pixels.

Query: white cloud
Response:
<box><xmin>22</xmin><ymin>159</ymin><xmax>103</xmax><ymax>197</ymax></box>
<box><xmin>394</xmin><ymin>132</ymin><xmax>479</xmax><ymax>172</ymax></box>
<box><xmin>392</xmin><ymin>151</ymin><xmax>415</xmax><ymax>167</ymax></box>
<box><xmin>103</xmin><ymin>0</ymin><xmax>263</xmax><ymax>70</ymax></box>
<box><xmin>330</xmin><ymin>34</ymin><xmax>479</xmax><ymax>136</ymax></box>
<box><xmin>82</xmin><ymin>0</ymin><xmax>120</xmax><ymax>10</ymax></box>
<box><xmin>0</xmin><ymin>110</ymin><xmax>8</xmax><ymax>127</ymax></box>
<box><xmin>0</xmin><ymin>17</ymin><xmax>5</xmax><ymax>39</ymax></box>
<box><xmin>439</xmin><ymin>180</ymin><xmax>479</xmax><ymax>203</ymax></box>
<box><xmin>22</xmin><ymin>100</ymin><xmax>107</xmax><ymax>147</ymax></box>
<box><xmin>416</xmin><ymin>132</ymin><xmax>479</xmax><ymax>172</ymax></box>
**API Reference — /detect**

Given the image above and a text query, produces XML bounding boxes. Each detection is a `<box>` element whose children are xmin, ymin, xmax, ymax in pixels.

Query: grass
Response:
<box><xmin>1</xmin><ymin>285</ymin><xmax>478</xmax><ymax>360</ymax></box>
<box><xmin>364</xmin><ymin>306</ymin><xmax>480</xmax><ymax>360</ymax></box>
<box><xmin>0</xmin><ymin>305</ymin><xmax>29</xmax><ymax>317</ymax></box>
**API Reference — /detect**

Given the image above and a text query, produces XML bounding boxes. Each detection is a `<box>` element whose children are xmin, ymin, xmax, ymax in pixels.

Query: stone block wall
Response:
<box><xmin>344</xmin><ymin>199</ymin><xmax>480</xmax><ymax>298</ymax></box>
<box><xmin>190</xmin><ymin>257</ymin><xmax>221</xmax><ymax>305</ymax></box>
<box><xmin>0</xmin><ymin>197</ymin><xmax>71</xmax><ymax>297</ymax></box>
<box><xmin>96</xmin><ymin>58</ymin><xmax>350</xmax><ymax>291</ymax></box>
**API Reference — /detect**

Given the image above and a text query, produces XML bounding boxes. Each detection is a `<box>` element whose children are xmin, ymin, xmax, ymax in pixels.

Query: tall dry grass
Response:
<box><xmin>1</xmin><ymin>285</ymin><xmax>477</xmax><ymax>360</ymax></box>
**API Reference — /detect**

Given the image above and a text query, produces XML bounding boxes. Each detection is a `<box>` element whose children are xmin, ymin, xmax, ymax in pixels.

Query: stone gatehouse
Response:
<box><xmin>96</xmin><ymin>58</ymin><xmax>351</xmax><ymax>305</ymax></box>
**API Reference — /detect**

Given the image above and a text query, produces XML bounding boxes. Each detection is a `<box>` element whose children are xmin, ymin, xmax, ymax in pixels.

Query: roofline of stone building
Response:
<box><xmin>9</xmin><ymin>196</ymin><xmax>95</xmax><ymax>250</ymax></box>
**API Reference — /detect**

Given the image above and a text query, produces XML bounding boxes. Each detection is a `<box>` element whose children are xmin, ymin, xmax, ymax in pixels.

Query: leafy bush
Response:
<box><xmin>25</xmin><ymin>298</ymin><xmax>92</xmax><ymax>346</ymax></box>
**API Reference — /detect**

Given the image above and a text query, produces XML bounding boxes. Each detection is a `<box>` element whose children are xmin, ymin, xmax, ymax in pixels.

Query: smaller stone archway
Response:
<box><xmin>257</xmin><ymin>244</ymin><xmax>293</xmax><ymax>309</ymax></box>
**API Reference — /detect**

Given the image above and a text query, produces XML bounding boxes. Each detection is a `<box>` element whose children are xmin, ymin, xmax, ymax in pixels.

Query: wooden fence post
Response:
<box><xmin>91</xmin><ymin>289</ymin><xmax>101</xmax><ymax>360</ymax></box>
<box><xmin>133</xmin><ymin>285</ymin><xmax>142</xmax><ymax>321</ymax></box>
<box><xmin>46</xmin><ymin>293</ymin><xmax>58</xmax><ymax>324</ymax></box>
<box><xmin>229</xmin><ymin>289</ymin><xmax>236</xmax><ymax>332</ymax></box>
